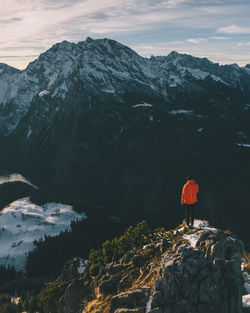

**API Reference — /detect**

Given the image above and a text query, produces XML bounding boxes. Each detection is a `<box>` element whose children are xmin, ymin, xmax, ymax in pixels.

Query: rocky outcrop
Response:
<box><xmin>59</xmin><ymin>278</ymin><xmax>91</xmax><ymax>313</ymax></box>
<box><xmin>79</xmin><ymin>221</ymin><xmax>245</xmax><ymax>313</ymax></box>
<box><xmin>147</xmin><ymin>229</ymin><xmax>244</xmax><ymax>313</ymax></box>
<box><xmin>57</xmin><ymin>258</ymin><xmax>92</xmax><ymax>313</ymax></box>
<box><xmin>54</xmin><ymin>221</ymin><xmax>246</xmax><ymax>313</ymax></box>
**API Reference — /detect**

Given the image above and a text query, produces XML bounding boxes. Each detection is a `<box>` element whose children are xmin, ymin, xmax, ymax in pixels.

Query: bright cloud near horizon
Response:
<box><xmin>0</xmin><ymin>0</ymin><xmax>250</xmax><ymax>69</ymax></box>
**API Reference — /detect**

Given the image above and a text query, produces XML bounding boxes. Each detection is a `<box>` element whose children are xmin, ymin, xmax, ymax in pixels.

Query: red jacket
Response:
<box><xmin>181</xmin><ymin>180</ymin><xmax>199</xmax><ymax>205</ymax></box>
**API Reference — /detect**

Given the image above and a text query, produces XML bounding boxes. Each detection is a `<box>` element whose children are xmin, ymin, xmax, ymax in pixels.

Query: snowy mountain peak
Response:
<box><xmin>1</xmin><ymin>37</ymin><xmax>250</xmax><ymax>135</ymax></box>
<box><xmin>167</xmin><ymin>50</ymin><xmax>180</xmax><ymax>59</ymax></box>
<box><xmin>81</xmin><ymin>37</ymin><xmax>140</xmax><ymax>60</ymax></box>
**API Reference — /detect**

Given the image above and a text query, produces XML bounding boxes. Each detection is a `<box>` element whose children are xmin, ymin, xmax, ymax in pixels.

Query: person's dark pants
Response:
<box><xmin>185</xmin><ymin>204</ymin><xmax>195</xmax><ymax>226</ymax></box>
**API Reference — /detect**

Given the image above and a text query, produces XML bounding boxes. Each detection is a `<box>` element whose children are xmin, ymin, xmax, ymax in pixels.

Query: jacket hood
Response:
<box><xmin>187</xmin><ymin>179</ymin><xmax>196</xmax><ymax>184</ymax></box>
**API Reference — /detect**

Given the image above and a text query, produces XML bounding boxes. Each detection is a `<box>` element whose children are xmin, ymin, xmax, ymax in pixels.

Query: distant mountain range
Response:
<box><xmin>0</xmin><ymin>37</ymin><xmax>250</xmax><ymax>246</ymax></box>
<box><xmin>1</xmin><ymin>37</ymin><xmax>250</xmax><ymax>135</ymax></box>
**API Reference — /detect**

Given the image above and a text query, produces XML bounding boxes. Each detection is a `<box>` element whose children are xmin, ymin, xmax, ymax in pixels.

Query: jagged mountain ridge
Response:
<box><xmin>1</xmin><ymin>37</ymin><xmax>250</xmax><ymax>135</ymax></box>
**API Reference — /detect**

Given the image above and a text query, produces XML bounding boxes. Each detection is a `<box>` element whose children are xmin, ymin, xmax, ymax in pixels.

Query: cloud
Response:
<box><xmin>218</xmin><ymin>24</ymin><xmax>250</xmax><ymax>34</ymax></box>
<box><xmin>1</xmin><ymin>0</ymin><xmax>250</xmax><ymax>68</ymax></box>
<box><xmin>210</xmin><ymin>36</ymin><xmax>230</xmax><ymax>40</ymax></box>
<box><xmin>237</xmin><ymin>42</ymin><xmax>250</xmax><ymax>47</ymax></box>
<box><xmin>0</xmin><ymin>17</ymin><xmax>22</xmax><ymax>24</ymax></box>
<box><xmin>186</xmin><ymin>38</ymin><xmax>207</xmax><ymax>44</ymax></box>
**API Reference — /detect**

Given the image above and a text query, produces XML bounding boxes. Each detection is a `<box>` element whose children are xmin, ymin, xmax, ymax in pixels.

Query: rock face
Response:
<box><xmin>56</xmin><ymin>257</ymin><xmax>91</xmax><ymax>313</ymax></box>
<box><xmin>147</xmin><ymin>230</ymin><xmax>244</xmax><ymax>313</ymax></box>
<box><xmin>59</xmin><ymin>278</ymin><xmax>90</xmax><ymax>313</ymax></box>
<box><xmin>79</xmin><ymin>221</ymin><xmax>245</xmax><ymax>313</ymax></box>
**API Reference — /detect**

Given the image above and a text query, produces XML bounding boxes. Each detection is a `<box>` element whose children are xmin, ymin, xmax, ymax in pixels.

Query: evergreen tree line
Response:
<box><xmin>26</xmin><ymin>216</ymin><xmax>132</xmax><ymax>278</ymax></box>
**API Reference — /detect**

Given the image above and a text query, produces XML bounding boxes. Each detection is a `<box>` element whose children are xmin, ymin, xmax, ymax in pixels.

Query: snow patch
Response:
<box><xmin>210</xmin><ymin>74</ymin><xmax>228</xmax><ymax>85</ymax></box>
<box><xmin>27</xmin><ymin>126</ymin><xmax>32</xmax><ymax>139</ymax></box>
<box><xmin>236</xmin><ymin>143</ymin><xmax>250</xmax><ymax>148</ymax></box>
<box><xmin>186</xmin><ymin>68</ymin><xmax>209</xmax><ymax>80</ymax></box>
<box><xmin>0</xmin><ymin>173</ymin><xmax>35</xmax><ymax>188</ymax></box>
<box><xmin>39</xmin><ymin>90</ymin><xmax>49</xmax><ymax>97</ymax></box>
<box><xmin>48</xmin><ymin>73</ymin><xmax>58</xmax><ymax>88</ymax></box>
<box><xmin>101</xmin><ymin>88</ymin><xmax>115</xmax><ymax>94</ymax></box>
<box><xmin>181</xmin><ymin>219</ymin><xmax>218</xmax><ymax>249</ymax></box>
<box><xmin>183</xmin><ymin>233</ymin><xmax>199</xmax><ymax>248</ymax></box>
<box><xmin>145</xmin><ymin>296</ymin><xmax>152</xmax><ymax>313</ymax></box>
<box><xmin>243</xmin><ymin>294</ymin><xmax>250</xmax><ymax>308</ymax></box>
<box><xmin>193</xmin><ymin>219</ymin><xmax>217</xmax><ymax>232</ymax></box>
<box><xmin>11</xmin><ymin>297</ymin><xmax>21</xmax><ymax>305</ymax></box>
<box><xmin>132</xmin><ymin>102</ymin><xmax>152</xmax><ymax>108</ymax></box>
<box><xmin>168</xmin><ymin>109</ymin><xmax>193</xmax><ymax>115</ymax></box>
<box><xmin>0</xmin><ymin>198</ymin><xmax>86</xmax><ymax>271</ymax></box>
<box><xmin>77</xmin><ymin>259</ymin><xmax>88</xmax><ymax>274</ymax></box>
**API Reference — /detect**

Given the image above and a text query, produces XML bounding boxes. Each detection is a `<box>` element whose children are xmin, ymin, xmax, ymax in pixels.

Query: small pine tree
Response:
<box><xmin>102</xmin><ymin>240</ymin><xmax>114</xmax><ymax>263</ymax></box>
<box><xmin>88</xmin><ymin>220</ymin><xmax>153</xmax><ymax>275</ymax></box>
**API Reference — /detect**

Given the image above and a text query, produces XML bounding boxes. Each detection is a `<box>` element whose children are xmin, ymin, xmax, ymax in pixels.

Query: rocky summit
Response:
<box><xmin>52</xmin><ymin>220</ymin><xmax>248</xmax><ymax>313</ymax></box>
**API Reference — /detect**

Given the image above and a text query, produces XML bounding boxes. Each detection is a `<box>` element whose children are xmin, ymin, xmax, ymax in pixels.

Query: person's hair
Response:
<box><xmin>187</xmin><ymin>176</ymin><xmax>194</xmax><ymax>181</ymax></box>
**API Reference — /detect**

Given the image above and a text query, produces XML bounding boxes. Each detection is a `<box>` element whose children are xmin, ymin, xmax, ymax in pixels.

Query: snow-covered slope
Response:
<box><xmin>0</xmin><ymin>197</ymin><xmax>86</xmax><ymax>271</ymax></box>
<box><xmin>1</xmin><ymin>37</ymin><xmax>250</xmax><ymax>134</ymax></box>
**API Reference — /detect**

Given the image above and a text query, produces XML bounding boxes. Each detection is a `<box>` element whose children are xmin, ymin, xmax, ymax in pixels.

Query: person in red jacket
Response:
<box><xmin>181</xmin><ymin>176</ymin><xmax>199</xmax><ymax>227</ymax></box>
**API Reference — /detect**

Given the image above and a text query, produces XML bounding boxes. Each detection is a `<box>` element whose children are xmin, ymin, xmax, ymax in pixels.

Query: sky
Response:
<box><xmin>0</xmin><ymin>0</ymin><xmax>250</xmax><ymax>69</ymax></box>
